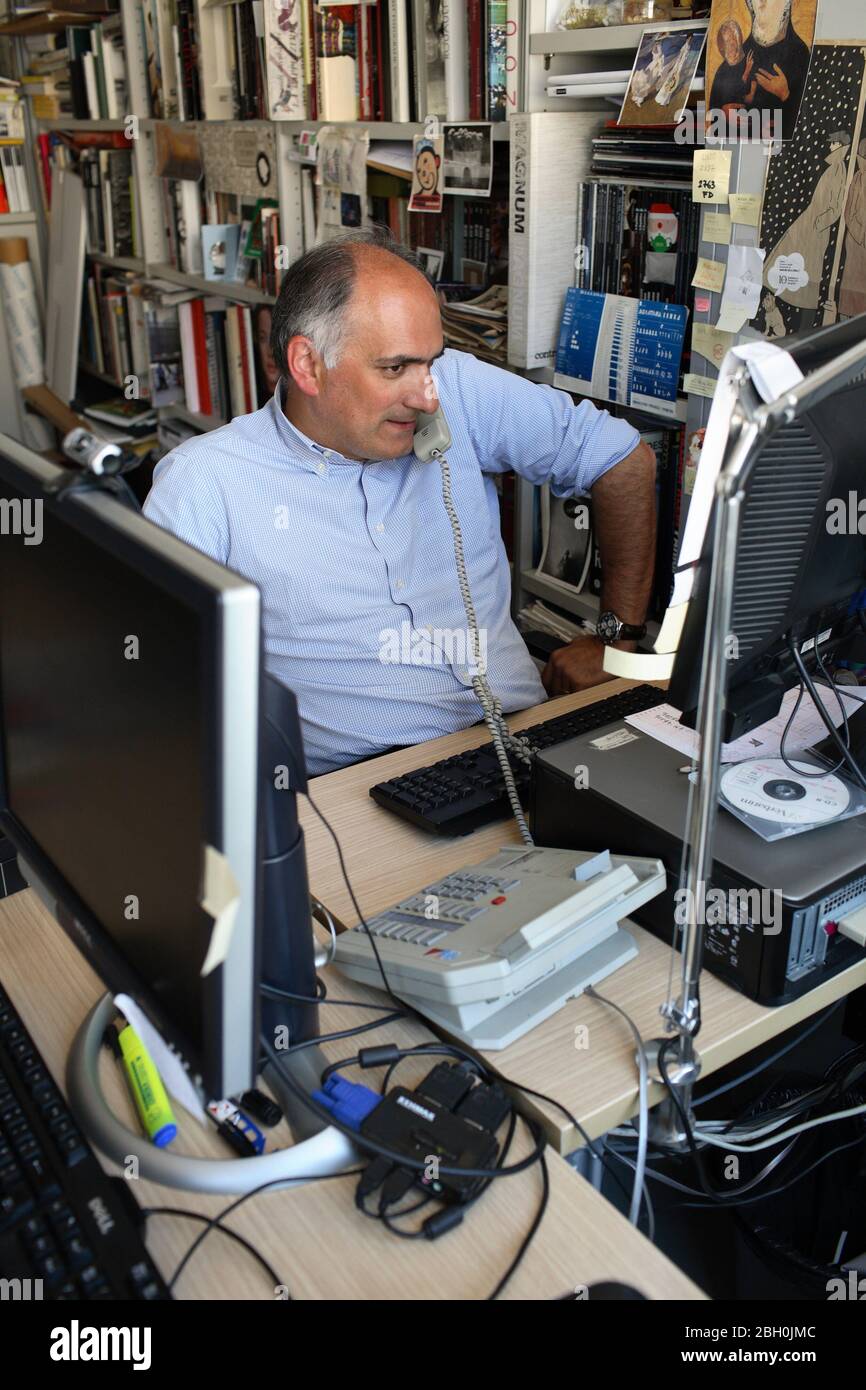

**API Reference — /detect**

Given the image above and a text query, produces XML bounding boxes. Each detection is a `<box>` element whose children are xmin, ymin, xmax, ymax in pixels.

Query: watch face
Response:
<box><xmin>597</xmin><ymin>611</ymin><xmax>619</xmax><ymax>643</ymax></box>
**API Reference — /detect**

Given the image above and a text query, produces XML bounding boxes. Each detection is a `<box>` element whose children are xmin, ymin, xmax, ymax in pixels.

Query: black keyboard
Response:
<box><xmin>370</xmin><ymin>683</ymin><xmax>667</xmax><ymax>836</ymax></box>
<box><xmin>0</xmin><ymin>980</ymin><xmax>171</xmax><ymax>1300</ymax></box>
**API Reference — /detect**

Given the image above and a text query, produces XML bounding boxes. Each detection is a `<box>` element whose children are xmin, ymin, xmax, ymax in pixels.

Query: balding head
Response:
<box><xmin>273</xmin><ymin>228</ymin><xmax>445</xmax><ymax>461</ymax></box>
<box><xmin>270</xmin><ymin>228</ymin><xmax>436</xmax><ymax>381</ymax></box>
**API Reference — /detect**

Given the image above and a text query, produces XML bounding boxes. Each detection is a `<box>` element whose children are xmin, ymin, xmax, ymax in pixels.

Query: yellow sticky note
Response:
<box><xmin>692</xmin><ymin>149</ymin><xmax>733</xmax><ymax>206</ymax></box>
<box><xmin>692</xmin><ymin>322</ymin><xmax>734</xmax><ymax>369</ymax></box>
<box><xmin>692</xmin><ymin>257</ymin><xmax>726</xmax><ymax>293</ymax></box>
<box><xmin>683</xmin><ymin>373</ymin><xmax>717</xmax><ymax>399</ymax></box>
<box><xmin>729</xmin><ymin>193</ymin><xmax>762</xmax><ymax>227</ymax></box>
<box><xmin>703</xmin><ymin>211</ymin><xmax>732</xmax><ymax>245</ymax></box>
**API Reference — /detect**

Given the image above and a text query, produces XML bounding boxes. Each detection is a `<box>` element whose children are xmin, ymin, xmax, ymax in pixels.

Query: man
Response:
<box><xmin>144</xmin><ymin>229</ymin><xmax>657</xmax><ymax>776</ymax></box>
<box><xmin>741</xmin><ymin>0</ymin><xmax>812</xmax><ymax>140</ymax></box>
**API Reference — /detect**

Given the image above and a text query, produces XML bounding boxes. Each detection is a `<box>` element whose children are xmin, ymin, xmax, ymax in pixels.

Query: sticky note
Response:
<box><xmin>715</xmin><ymin>305</ymin><xmax>750</xmax><ymax>333</ymax></box>
<box><xmin>703</xmin><ymin>211</ymin><xmax>732</xmax><ymax>245</ymax></box>
<box><xmin>729</xmin><ymin>193</ymin><xmax>762</xmax><ymax>226</ymax></box>
<box><xmin>692</xmin><ymin>322</ymin><xmax>734</xmax><ymax>369</ymax></box>
<box><xmin>692</xmin><ymin>257</ymin><xmax>726</xmax><ymax>293</ymax></box>
<box><xmin>683</xmin><ymin>373</ymin><xmax>717</xmax><ymax>399</ymax></box>
<box><xmin>200</xmin><ymin>845</ymin><xmax>240</xmax><ymax>976</ymax></box>
<box><xmin>692</xmin><ymin>149</ymin><xmax>732</xmax><ymax>205</ymax></box>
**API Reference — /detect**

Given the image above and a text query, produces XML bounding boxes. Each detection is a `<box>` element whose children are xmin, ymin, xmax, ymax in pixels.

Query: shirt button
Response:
<box><xmin>375</xmin><ymin>522</ymin><xmax>385</xmax><ymax>534</ymax></box>
<box><xmin>395</xmin><ymin>580</ymin><xmax>405</xmax><ymax>591</ymax></box>
<box><xmin>316</xmin><ymin>461</ymin><xmax>326</xmax><ymax>475</ymax></box>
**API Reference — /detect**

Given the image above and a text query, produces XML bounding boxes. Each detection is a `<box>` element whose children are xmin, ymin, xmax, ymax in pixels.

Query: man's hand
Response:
<box><xmin>541</xmin><ymin>635</ymin><xmax>616</xmax><ymax>697</ymax></box>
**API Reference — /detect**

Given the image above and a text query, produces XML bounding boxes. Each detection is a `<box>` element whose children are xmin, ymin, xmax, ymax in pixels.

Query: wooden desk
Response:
<box><xmin>299</xmin><ymin>679</ymin><xmax>866</xmax><ymax>1153</ymax></box>
<box><xmin>0</xmin><ymin>886</ymin><xmax>705</xmax><ymax>1301</ymax></box>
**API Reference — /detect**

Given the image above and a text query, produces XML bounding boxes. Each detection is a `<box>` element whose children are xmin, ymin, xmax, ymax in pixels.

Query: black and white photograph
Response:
<box><xmin>442</xmin><ymin>122</ymin><xmax>494</xmax><ymax>196</ymax></box>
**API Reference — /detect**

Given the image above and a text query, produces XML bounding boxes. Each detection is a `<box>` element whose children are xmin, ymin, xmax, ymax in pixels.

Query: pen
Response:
<box><xmin>107</xmin><ymin>1019</ymin><xmax>178</xmax><ymax>1148</ymax></box>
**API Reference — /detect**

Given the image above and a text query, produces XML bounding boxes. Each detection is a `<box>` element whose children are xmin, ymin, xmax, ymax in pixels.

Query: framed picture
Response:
<box><xmin>417</xmin><ymin>246</ymin><xmax>445</xmax><ymax>281</ymax></box>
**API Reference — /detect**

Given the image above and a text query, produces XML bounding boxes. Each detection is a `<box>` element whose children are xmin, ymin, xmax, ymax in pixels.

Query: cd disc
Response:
<box><xmin>720</xmin><ymin>758</ymin><xmax>850</xmax><ymax>826</ymax></box>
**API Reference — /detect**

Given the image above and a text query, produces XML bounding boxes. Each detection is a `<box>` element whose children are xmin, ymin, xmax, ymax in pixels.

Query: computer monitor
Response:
<box><xmin>0</xmin><ymin>434</ymin><xmax>264</xmax><ymax>1101</ymax></box>
<box><xmin>668</xmin><ymin>316</ymin><xmax>866</xmax><ymax>740</ymax></box>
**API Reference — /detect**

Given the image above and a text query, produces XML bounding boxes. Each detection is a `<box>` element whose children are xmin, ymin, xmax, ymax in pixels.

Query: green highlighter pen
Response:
<box><xmin>115</xmin><ymin>1021</ymin><xmax>178</xmax><ymax>1147</ymax></box>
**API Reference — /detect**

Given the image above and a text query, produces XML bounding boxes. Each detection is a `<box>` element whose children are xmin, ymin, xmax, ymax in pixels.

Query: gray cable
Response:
<box><xmin>438</xmin><ymin>453</ymin><xmax>534</xmax><ymax>845</ymax></box>
<box><xmin>586</xmin><ymin>985</ymin><xmax>649</xmax><ymax>1228</ymax></box>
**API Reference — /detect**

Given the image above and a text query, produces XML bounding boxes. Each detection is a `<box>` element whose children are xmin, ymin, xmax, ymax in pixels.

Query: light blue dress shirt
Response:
<box><xmin>143</xmin><ymin>348</ymin><xmax>640</xmax><ymax>775</ymax></box>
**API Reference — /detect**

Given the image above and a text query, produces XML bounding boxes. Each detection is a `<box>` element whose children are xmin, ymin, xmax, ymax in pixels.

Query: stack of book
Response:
<box><xmin>576</xmin><ymin>180</ymin><xmax>700</xmax><ymax>306</ymax></box>
<box><xmin>123</xmin><ymin>0</ymin><xmax>512</xmax><ymax>124</ymax></box>
<box><xmin>81</xmin><ymin>147</ymin><xmax>137</xmax><ymax>259</ymax></box>
<box><xmin>19</xmin><ymin>16</ymin><xmax>128</xmax><ymax>121</ymax></box>
<box><xmin>590</xmin><ymin>125</ymin><xmax>694</xmax><ymax>184</ymax></box>
<box><xmin>0</xmin><ymin>146</ymin><xmax>30</xmax><ymax>214</ymax></box>
<box><xmin>177</xmin><ymin>296</ymin><xmax>263</xmax><ymax>421</ymax></box>
<box><xmin>439</xmin><ymin>284</ymin><xmax>508</xmax><ymax>363</ymax></box>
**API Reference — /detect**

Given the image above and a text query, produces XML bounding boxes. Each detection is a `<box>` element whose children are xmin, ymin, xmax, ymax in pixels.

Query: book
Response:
<box><xmin>507</xmin><ymin>112</ymin><xmax>597</xmax><ymax>370</ymax></box>
<box><xmin>442</xmin><ymin>0</ymin><xmax>468</xmax><ymax>120</ymax></box>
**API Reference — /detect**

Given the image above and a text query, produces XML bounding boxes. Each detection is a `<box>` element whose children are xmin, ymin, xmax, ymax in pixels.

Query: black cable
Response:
<box><xmin>779</xmin><ymin>625</ymin><xmax>849</xmax><ymax>777</ymax></box>
<box><xmin>303</xmin><ymin>787</ymin><xmax>402</xmax><ymax>1010</ymax></box>
<box><xmin>165</xmin><ymin>1169</ymin><xmax>364</xmax><ymax>1292</ymax></box>
<box><xmin>678</xmin><ymin>1132</ymin><xmax>865</xmax><ymax>1211</ymax></box>
<box><xmin>261</xmin><ymin>979</ymin><xmax>405</xmax><ymax>1012</ymax></box>
<box><xmin>320</xmin><ymin>1041</ymin><xmax>484</xmax><ymax>1088</ymax></box>
<box><xmin>487</xmin><ymin>1152</ymin><xmax>550</xmax><ymax>1301</ymax></box>
<box><xmin>143</xmin><ymin>1206</ymin><xmax>284</xmax><ymax>1292</ymax></box>
<box><xmin>789</xmin><ymin>636</ymin><xmax>866</xmax><ymax>791</ymax></box>
<box><xmin>271</xmin><ymin>1007</ymin><xmax>406</xmax><ymax>1055</ymax></box>
<box><xmin>263</xmin><ymin>1033</ymin><xmax>547</xmax><ymax>1182</ymax></box>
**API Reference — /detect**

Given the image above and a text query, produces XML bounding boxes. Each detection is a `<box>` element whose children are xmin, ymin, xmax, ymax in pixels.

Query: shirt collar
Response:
<box><xmin>270</xmin><ymin>379</ymin><xmax>362</xmax><ymax>470</ymax></box>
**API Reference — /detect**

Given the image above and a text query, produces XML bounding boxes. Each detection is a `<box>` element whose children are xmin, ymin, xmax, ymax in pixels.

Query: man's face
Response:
<box><xmin>312</xmin><ymin>263</ymin><xmax>445</xmax><ymax>461</ymax></box>
<box><xmin>748</xmin><ymin>0</ymin><xmax>791</xmax><ymax>47</ymax></box>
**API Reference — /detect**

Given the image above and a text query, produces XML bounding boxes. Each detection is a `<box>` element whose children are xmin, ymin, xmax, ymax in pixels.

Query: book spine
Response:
<box><xmin>488</xmin><ymin>0</ymin><xmax>506</xmax><ymax>122</ymax></box>
<box><xmin>507</xmin><ymin>112</ymin><xmax>531</xmax><ymax>367</ymax></box>
<box><xmin>504</xmin><ymin>0</ymin><xmax>519</xmax><ymax>117</ymax></box>
<box><xmin>442</xmin><ymin>0</ymin><xmax>468</xmax><ymax>121</ymax></box>
<box><xmin>388</xmin><ymin>0</ymin><xmax>410</xmax><ymax>122</ymax></box>
<box><xmin>190</xmin><ymin>298</ymin><xmax>212</xmax><ymax>416</ymax></box>
<box><xmin>467</xmin><ymin>0</ymin><xmax>482</xmax><ymax>121</ymax></box>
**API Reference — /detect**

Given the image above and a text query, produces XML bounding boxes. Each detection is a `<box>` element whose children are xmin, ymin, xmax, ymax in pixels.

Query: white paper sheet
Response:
<box><xmin>626</xmin><ymin>685</ymin><xmax>862</xmax><ymax>764</ymax></box>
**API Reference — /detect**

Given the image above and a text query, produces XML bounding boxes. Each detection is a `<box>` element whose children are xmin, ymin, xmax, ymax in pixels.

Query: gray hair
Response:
<box><xmin>269</xmin><ymin>228</ymin><xmax>425</xmax><ymax>380</ymax></box>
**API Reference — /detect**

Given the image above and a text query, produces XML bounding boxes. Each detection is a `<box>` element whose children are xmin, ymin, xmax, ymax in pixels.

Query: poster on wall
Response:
<box><xmin>705</xmin><ymin>0</ymin><xmax>818</xmax><ymax>140</ymax></box>
<box><xmin>756</xmin><ymin>42</ymin><xmax>866</xmax><ymax>337</ymax></box>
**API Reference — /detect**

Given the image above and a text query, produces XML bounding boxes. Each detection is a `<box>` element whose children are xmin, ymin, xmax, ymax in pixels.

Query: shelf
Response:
<box><xmin>158</xmin><ymin>403</ymin><xmax>227</xmax><ymax>432</ymax></box>
<box><xmin>0</xmin><ymin>12</ymin><xmax>100</xmax><ymax>36</ymax></box>
<box><xmin>88</xmin><ymin>252</ymin><xmax>146</xmax><ymax>272</ymax></box>
<box><xmin>37</xmin><ymin>118</ymin><xmax>128</xmax><ymax>132</ymax></box>
<box><xmin>530</xmin><ymin>17</ymin><xmax>707</xmax><ymax>56</ymax></box>
<box><xmin>553</xmin><ymin>372</ymin><xmax>689</xmax><ymax>423</ymax></box>
<box><xmin>0</xmin><ymin>211</ymin><xmax>37</xmax><ymax>225</ymax></box>
<box><xmin>79</xmin><ymin>360</ymin><xmax>123</xmax><ymax>389</ymax></box>
<box><xmin>520</xmin><ymin>571</ymin><xmax>660</xmax><ymax>640</ymax></box>
<box><xmin>279</xmin><ymin>119</ymin><xmax>511</xmax><ymax>142</ymax></box>
<box><xmin>521</xmin><ymin>570</ymin><xmax>600</xmax><ymax>624</ymax></box>
<box><xmin>145</xmin><ymin>264</ymin><xmax>277</xmax><ymax>305</ymax></box>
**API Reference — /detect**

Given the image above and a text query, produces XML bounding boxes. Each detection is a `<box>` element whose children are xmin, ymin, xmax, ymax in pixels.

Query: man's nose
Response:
<box><xmin>403</xmin><ymin>373</ymin><xmax>439</xmax><ymax>413</ymax></box>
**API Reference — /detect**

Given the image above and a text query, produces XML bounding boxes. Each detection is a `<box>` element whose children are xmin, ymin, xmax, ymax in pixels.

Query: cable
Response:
<box><xmin>163</xmin><ymin>1169</ymin><xmax>364</xmax><ymax>1292</ymax></box>
<box><xmin>262</xmin><ymin>1033</ymin><xmax>547</xmax><ymax>1182</ymax></box>
<box><xmin>698</xmin><ymin>1098</ymin><xmax>866</xmax><ymax>1152</ymax></box>
<box><xmin>692</xmin><ymin>1002</ymin><xmax>842</xmax><ymax>1107</ymax></box>
<box><xmin>789</xmin><ymin>636</ymin><xmax>866</xmax><ymax>791</ymax></box>
<box><xmin>438</xmin><ymin>452</ymin><xmax>534</xmax><ymax>845</ymax></box>
<box><xmin>487</xmin><ymin>1152</ymin><xmax>550</xmax><ymax>1301</ymax></box>
<box><xmin>585</xmin><ymin>985</ymin><xmax>649</xmax><ymax>1228</ymax></box>
<box><xmin>678</xmin><ymin>1133</ymin><xmax>866</xmax><ymax>1211</ymax></box>
<box><xmin>143</xmin><ymin>1206</ymin><xmax>284</xmax><ymax>1293</ymax></box>
<box><xmin>261</xmin><ymin>979</ymin><xmax>403</xmax><ymax>1012</ymax></box>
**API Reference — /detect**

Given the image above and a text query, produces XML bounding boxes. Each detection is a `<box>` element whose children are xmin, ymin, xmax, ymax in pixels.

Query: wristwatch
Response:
<box><xmin>596</xmin><ymin>610</ymin><xmax>647</xmax><ymax>645</ymax></box>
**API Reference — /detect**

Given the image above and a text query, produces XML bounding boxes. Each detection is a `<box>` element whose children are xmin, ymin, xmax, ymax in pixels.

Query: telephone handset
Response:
<box><xmin>413</xmin><ymin>406</ymin><xmax>452</xmax><ymax>462</ymax></box>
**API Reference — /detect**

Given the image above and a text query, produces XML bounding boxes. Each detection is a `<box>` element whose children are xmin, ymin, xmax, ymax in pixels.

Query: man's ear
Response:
<box><xmin>285</xmin><ymin>336</ymin><xmax>323</xmax><ymax>398</ymax></box>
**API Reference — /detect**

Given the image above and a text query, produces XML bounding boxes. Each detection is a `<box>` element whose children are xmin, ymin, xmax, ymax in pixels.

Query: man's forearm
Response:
<box><xmin>592</xmin><ymin>441</ymin><xmax>658</xmax><ymax>631</ymax></box>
